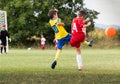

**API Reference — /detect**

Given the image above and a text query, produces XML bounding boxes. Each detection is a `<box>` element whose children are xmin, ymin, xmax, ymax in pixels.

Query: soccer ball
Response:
<box><xmin>27</xmin><ymin>48</ymin><xmax>31</xmax><ymax>51</ymax></box>
<box><xmin>105</xmin><ymin>27</ymin><xmax>116</xmax><ymax>38</ymax></box>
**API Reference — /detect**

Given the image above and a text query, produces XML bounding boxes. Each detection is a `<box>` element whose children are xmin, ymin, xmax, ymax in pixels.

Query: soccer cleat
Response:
<box><xmin>51</xmin><ymin>60</ymin><xmax>57</xmax><ymax>69</ymax></box>
<box><xmin>78</xmin><ymin>66</ymin><xmax>83</xmax><ymax>71</ymax></box>
<box><xmin>89</xmin><ymin>40</ymin><xmax>93</xmax><ymax>47</ymax></box>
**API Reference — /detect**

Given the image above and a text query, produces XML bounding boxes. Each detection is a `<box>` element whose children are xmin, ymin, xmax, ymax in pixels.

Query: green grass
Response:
<box><xmin>0</xmin><ymin>48</ymin><xmax>120</xmax><ymax>84</ymax></box>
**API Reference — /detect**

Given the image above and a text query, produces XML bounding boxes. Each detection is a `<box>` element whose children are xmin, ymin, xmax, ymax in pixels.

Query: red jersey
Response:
<box><xmin>70</xmin><ymin>17</ymin><xmax>85</xmax><ymax>48</ymax></box>
<box><xmin>71</xmin><ymin>17</ymin><xmax>84</xmax><ymax>35</ymax></box>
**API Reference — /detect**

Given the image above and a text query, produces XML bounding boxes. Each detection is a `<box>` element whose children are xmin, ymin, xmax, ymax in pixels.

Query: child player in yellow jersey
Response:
<box><xmin>48</xmin><ymin>9</ymin><xmax>72</xmax><ymax>69</ymax></box>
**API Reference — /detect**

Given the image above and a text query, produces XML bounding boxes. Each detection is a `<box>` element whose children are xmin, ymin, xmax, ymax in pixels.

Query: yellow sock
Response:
<box><xmin>54</xmin><ymin>49</ymin><xmax>62</xmax><ymax>61</ymax></box>
<box><xmin>82</xmin><ymin>41</ymin><xmax>89</xmax><ymax>46</ymax></box>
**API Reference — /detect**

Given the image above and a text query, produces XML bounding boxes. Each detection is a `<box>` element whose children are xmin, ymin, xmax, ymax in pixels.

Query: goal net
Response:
<box><xmin>0</xmin><ymin>10</ymin><xmax>8</xmax><ymax>52</ymax></box>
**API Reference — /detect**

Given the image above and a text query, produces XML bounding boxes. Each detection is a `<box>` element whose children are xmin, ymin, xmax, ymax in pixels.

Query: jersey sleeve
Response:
<box><xmin>49</xmin><ymin>20</ymin><xmax>56</xmax><ymax>27</ymax></box>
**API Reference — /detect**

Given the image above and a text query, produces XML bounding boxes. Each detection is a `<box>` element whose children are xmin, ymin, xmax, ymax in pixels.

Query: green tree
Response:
<box><xmin>0</xmin><ymin>0</ymin><xmax>99</xmax><ymax>47</ymax></box>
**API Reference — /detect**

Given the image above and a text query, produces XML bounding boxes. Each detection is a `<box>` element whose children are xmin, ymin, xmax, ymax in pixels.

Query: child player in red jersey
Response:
<box><xmin>70</xmin><ymin>9</ymin><xmax>91</xmax><ymax>71</ymax></box>
<box><xmin>40</xmin><ymin>34</ymin><xmax>46</xmax><ymax>50</ymax></box>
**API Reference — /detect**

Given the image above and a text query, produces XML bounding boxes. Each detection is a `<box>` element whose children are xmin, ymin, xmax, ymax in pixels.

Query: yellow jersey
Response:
<box><xmin>49</xmin><ymin>18</ymin><xmax>68</xmax><ymax>39</ymax></box>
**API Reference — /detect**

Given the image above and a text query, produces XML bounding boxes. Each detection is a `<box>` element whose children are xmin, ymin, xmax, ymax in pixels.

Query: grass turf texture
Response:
<box><xmin>0</xmin><ymin>49</ymin><xmax>120</xmax><ymax>84</ymax></box>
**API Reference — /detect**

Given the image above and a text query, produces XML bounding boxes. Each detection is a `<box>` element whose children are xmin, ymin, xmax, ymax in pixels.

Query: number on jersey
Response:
<box><xmin>72</xmin><ymin>23</ymin><xmax>78</xmax><ymax>32</ymax></box>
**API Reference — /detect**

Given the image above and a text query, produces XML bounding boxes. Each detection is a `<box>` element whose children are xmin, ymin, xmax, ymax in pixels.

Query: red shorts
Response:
<box><xmin>70</xmin><ymin>33</ymin><xmax>85</xmax><ymax>48</ymax></box>
<box><xmin>41</xmin><ymin>44</ymin><xmax>45</xmax><ymax>50</ymax></box>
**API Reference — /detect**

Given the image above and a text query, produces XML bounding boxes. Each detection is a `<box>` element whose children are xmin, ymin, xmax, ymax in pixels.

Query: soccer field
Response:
<box><xmin>0</xmin><ymin>48</ymin><xmax>120</xmax><ymax>84</ymax></box>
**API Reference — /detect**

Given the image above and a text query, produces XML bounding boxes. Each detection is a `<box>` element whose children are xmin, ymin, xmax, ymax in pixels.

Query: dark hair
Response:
<box><xmin>48</xmin><ymin>9</ymin><xmax>58</xmax><ymax>19</ymax></box>
<box><xmin>78</xmin><ymin>10</ymin><xmax>87</xmax><ymax>17</ymax></box>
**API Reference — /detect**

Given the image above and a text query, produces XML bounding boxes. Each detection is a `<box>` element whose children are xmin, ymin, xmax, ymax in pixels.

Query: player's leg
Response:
<box><xmin>82</xmin><ymin>30</ymin><xmax>89</xmax><ymax>45</ymax></box>
<box><xmin>54</xmin><ymin>34</ymin><xmax>71</xmax><ymax>61</ymax></box>
<box><xmin>51</xmin><ymin>49</ymin><xmax>62</xmax><ymax>69</ymax></box>
<box><xmin>70</xmin><ymin>36</ymin><xmax>83</xmax><ymax>70</ymax></box>
<box><xmin>1</xmin><ymin>41</ymin><xmax>4</xmax><ymax>54</ymax></box>
<box><xmin>43</xmin><ymin>44</ymin><xmax>45</xmax><ymax>50</ymax></box>
<box><xmin>54</xmin><ymin>44</ymin><xmax>57</xmax><ymax>50</ymax></box>
<box><xmin>51</xmin><ymin>34</ymin><xmax>71</xmax><ymax>69</ymax></box>
<box><xmin>89</xmin><ymin>40</ymin><xmax>93</xmax><ymax>47</ymax></box>
<box><xmin>4</xmin><ymin>41</ymin><xmax>7</xmax><ymax>53</ymax></box>
<box><xmin>81</xmin><ymin>40</ymin><xmax>93</xmax><ymax>47</ymax></box>
<box><xmin>81</xmin><ymin>40</ymin><xmax>89</xmax><ymax>45</ymax></box>
<box><xmin>4</xmin><ymin>46</ymin><xmax>7</xmax><ymax>54</ymax></box>
<box><xmin>1</xmin><ymin>46</ymin><xmax>3</xmax><ymax>54</ymax></box>
<box><xmin>41</xmin><ymin>44</ymin><xmax>45</xmax><ymax>50</ymax></box>
<box><xmin>71</xmin><ymin>34</ymin><xmax>84</xmax><ymax>71</ymax></box>
<box><xmin>51</xmin><ymin>39</ymin><xmax>63</xmax><ymax>69</ymax></box>
<box><xmin>82</xmin><ymin>29</ymin><xmax>93</xmax><ymax>47</ymax></box>
<box><xmin>53</xmin><ymin>34</ymin><xmax>71</xmax><ymax>61</ymax></box>
<box><xmin>76</xmin><ymin>47</ymin><xmax>83</xmax><ymax>71</ymax></box>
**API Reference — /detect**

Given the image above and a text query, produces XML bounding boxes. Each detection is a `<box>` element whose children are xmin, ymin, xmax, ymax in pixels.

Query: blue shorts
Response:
<box><xmin>57</xmin><ymin>34</ymin><xmax>71</xmax><ymax>49</ymax></box>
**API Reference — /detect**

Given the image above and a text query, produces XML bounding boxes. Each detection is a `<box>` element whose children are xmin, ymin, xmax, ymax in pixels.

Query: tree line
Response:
<box><xmin>0</xmin><ymin>0</ymin><xmax>99</xmax><ymax>47</ymax></box>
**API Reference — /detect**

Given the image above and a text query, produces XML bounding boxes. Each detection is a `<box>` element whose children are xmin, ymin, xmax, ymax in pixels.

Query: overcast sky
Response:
<box><xmin>84</xmin><ymin>0</ymin><xmax>120</xmax><ymax>25</ymax></box>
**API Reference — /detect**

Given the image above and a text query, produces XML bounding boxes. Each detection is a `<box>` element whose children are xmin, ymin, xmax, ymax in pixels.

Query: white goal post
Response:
<box><xmin>0</xmin><ymin>10</ymin><xmax>9</xmax><ymax>52</ymax></box>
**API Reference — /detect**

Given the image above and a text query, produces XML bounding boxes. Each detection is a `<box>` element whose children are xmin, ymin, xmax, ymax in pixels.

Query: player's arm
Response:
<box><xmin>84</xmin><ymin>18</ymin><xmax>90</xmax><ymax>23</ymax></box>
<box><xmin>57</xmin><ymin>22</ymin><xmax>65</xmax><ymax>26</ymax></box>
<box><xmin>6</xmin><ymin>31</ymin><xmax>10</xmax><ymax>38</ymax></box>
<box><xmin>83</xmin><ymin>21</ymin><xmax>91</xmax><ymax>28</ymax></box>
<box><xmin>56</xmin><ymin>18</ymin><xmax>65</xmax><ymax>26</ymax></box>
<box><xmin>6</xmin><ymin>31</ymin><xmax>11</xmax><ymax>42</ymax></box>
<box><xmin>57</xmin><ymin>18</ymin><xmax>65</xmax><ymax>26</ymax></box>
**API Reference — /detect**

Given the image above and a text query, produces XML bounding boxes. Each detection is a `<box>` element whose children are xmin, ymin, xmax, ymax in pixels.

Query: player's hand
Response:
<box><xmin>9</xmin><ymin>38</ymin><xmax>11</xmax><ymax>42</ymax></box>
<box><xmin>87</xmin><ymin>22</ymin><xmax>91</xmax><ymax>26</ymax></box>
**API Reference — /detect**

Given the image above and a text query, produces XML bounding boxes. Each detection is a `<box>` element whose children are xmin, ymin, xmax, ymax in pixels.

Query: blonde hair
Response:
<box><xmin>48</xmin><ymin>9</ymin><xmax>58</xmax><ymax>19</ymax></box>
